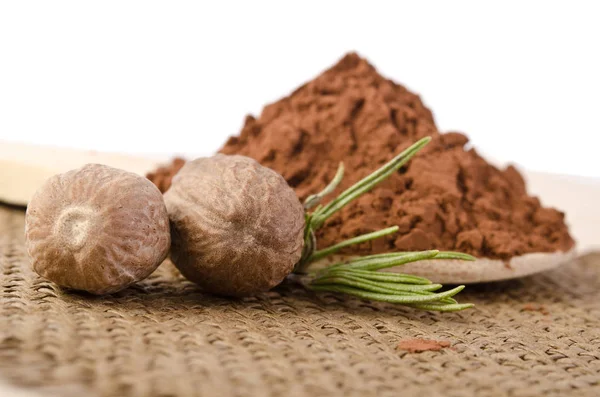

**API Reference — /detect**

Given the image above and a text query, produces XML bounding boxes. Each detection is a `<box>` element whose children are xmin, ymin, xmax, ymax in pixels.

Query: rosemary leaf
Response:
<box><xmin>311</xmin><ymin>274</ymin><xmax>456</xmax><ymax>304</ymax></box>
<box><xmin>320</xmin><ymin>268</ymin><xmax>432</xmax><ymax>285</ymax></box>
<box><xmin>310</xmin><ymin>284</ymin><xmax>466</xmax><ymax>304</ymax></box>
<box><xmin>344</xmin><ymin>250</ymin><xmax>440</xmax><ymax>271</ymax></box>
<box><xmin>406</xmin><ymin>302</ymin><xmax>475</xmax><ymax>312</ymax></box>
<box><xmin>431</xmin><ymin>251</ymin><xmax>477</xmax><ymax>261</ymax></box>
<box><xmin>315</xmin><ymin>272</ymin><xmax>441</xmax><ymax>292</ymax></box>
<box><xmin>304</xmin><ymin>162</ymin><xmax>344</xmax><ymax>210</ymax></box>
<box><xmin>310</xmin><ymin>226</ymin><xmax>399</xmax><ymax>262</ymax></box>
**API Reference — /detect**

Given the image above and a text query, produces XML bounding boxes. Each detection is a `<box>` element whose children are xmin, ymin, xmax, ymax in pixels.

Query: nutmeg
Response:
<box><xmin>164</xmin><ymin>154</ymin><xmax>305</xmax><ymax>297</ymax></box>
<box><xmin>25</xmin><ymin>164</ymin><xmax>171</xmax><ymax>294</ymax></box>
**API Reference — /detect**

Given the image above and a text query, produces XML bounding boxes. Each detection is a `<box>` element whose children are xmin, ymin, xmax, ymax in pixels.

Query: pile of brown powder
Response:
<box><xmin>150</xmin><ymin>53</ymin><xmax>574</xmax><ymax>259</ymax></box>
<box><xmin>147</xmin><ymin>157</ymin><xmax>186</xmax><ymax>194</ymax></box>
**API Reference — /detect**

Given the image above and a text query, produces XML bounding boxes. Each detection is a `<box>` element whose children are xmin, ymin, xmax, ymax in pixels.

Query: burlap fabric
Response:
<box><xmin>1</xmin><ymin>206</ymin><xmax>598</xmax><ymax>397</ymax></box>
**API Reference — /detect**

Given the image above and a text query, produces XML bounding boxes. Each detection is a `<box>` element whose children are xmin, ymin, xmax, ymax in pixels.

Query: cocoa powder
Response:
<box><xmin>150</xmin><ymin>53</ymin><xmax>574</xmax><ymax>259</ymax></box>
<box><xmin>396</xmin><ymin>339</ymin><xmax>452</xmax><ymax>353</ymax></box>
<box><xmin>522</xmin><ymin>303</ymin><xmax>550</xmax><ymax>315</ymax></box>
<box><xmin>147</xmin><ymin>157</ymin><xmax>186</xmax><ymax>194</ymax></box>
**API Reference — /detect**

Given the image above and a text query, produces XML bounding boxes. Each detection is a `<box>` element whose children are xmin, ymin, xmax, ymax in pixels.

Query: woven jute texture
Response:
<box><xmin>1</xmin><ymin>206</ymin><xmax>599</xmax><ymax>397</ymax></box>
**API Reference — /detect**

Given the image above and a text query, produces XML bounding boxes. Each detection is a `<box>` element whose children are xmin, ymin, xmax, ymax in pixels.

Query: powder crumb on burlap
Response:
<box><xmin>149</xmin><ymin>52</ymin><xmax>574</xmax><ymax>260</ymax></box>
<box><xmin>522</xmin><ymin>303</ymin><xmax>550</xmax><ymax>315</ymax></box>
<box><xmin>397</xmin><ymin>338</ymin><xmax>452</xmax><ymax>353</ymax></box>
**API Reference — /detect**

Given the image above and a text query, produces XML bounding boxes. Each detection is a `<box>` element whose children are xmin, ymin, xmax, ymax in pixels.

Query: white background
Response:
<box><xmin>1</xmin><ymin>1</ymin><xmax>598</xmax><ymax>177</ymax></box>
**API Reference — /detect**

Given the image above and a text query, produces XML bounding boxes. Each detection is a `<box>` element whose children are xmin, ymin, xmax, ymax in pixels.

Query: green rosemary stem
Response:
<box><xmin>406</xmin><ymin>302</ymin><xmax>475</xmax><ymax>312</ymax></box>
<box><xmin>311</xmin><ymin>137</ymin><xmax>431</xmax><ymax>229</ymax></box>
<box><xmin>338</xmin><ymin>251</ymin><xmax>476</xmax><ymax>263</ymax></box>
<box><xmin>312</xmin><ymin>274</ymin><xmax>443</xmax><ymax>293</ymax></box>
<box><xmin>309</xmin><ymin>284</ymin><xmax>465</xmax><ymax>305</ymax></box>
<box><xmin>309</xmin><ymin>226</ymin><xmax>399</xmax><ymax>262</ymax></box>
<box><xmin>324</xmin><ymin>269</ymin><xmax>433</xmax><ymax>285</ymax></box>
<box><xmin>429</xmin><ymin>251</ymin><xmax>476</xmax><ymax>261</ymax></box>
<box><xmin>305</xmin><ymin>250</ymin><xmax>474</xmax><ymax>311</ymax></box>
<box><xmin>321</xmin><ymin>252</ymin><xmax>431</xmax><ymax>272</ymax></box>
<box><xmin>339</xmin><ymin>250</ymin><xmax>476</xmax><ymax>271</ymax></box>
<box><xmin>298</xmin><ymin>225</ymin><xmax>316</xmax><ymax>268</ymax></box>
<box><xmin>344</xmin><ymin>250</ymin><xmax>440</xmax><ymax>271</ymax></box>
<box><xmin>304</xmin><ymin>162</ymin><xmax>344</xmax><ymax>210</ymax></box>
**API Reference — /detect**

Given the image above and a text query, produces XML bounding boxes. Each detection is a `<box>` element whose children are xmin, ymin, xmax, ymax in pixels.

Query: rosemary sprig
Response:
<box><xmin>306</xmin><ymin>250</ymin><xmax>475</xmax><ymax>311</ymax></box>
<box><xmin>310</xmin><ymin>137</ymin><xmax>431</xmax><ymax>230</ymax></box>
<box><xmin>309</xmin><ymin>226</ymin><xmax>399</xmax><ymax>262</ymax></box>
<box><xmin>296</xmin><ymin>137</ymin><xmax>434</xmax><ymax>271</ymax></box>
<box><xmin>293</xmin><ymin>136</ymin><xmax>475</xmax><ymax>312</ymax></box>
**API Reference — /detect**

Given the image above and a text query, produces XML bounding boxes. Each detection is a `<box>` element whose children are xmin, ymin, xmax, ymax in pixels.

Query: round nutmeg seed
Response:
<box><xmin>164</xmin><ymin>154</ymin><xmax>305</xmax><ymax>297</ymax></box>
<box><xmin>25</xmin><ymin>164</ymin><xmax>171</xmax><ymax>295</ymax></box>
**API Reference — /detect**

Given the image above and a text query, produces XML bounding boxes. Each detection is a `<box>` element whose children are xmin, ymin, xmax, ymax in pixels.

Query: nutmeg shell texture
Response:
<box><xmin>25</xmin><ymin>164</ymin><xmax>171</xmax><ymax>295</ymax></box>
<box><xmin>164</xmin><ymin>154</ymin><xmax>305</xmax><ymax>297</ymax></box>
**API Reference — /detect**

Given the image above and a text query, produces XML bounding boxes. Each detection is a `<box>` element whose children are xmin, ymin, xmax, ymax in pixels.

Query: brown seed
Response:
<box><xmin>164</xmin><ymin>154</ymin><xmax>305</xmax><ymax>297</ymax></box>
<box><xmin>25</xmin><ymin>164</ymin><xmax>171</xmax><ymax>295</ymax></box>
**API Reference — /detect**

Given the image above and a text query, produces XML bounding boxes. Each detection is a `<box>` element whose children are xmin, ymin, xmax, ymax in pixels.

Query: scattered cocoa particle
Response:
<box><xmin>397</xmin><ymin>338</ymin><xmax>451</xmax><ymax>353</ymax></box>
<box><xmin>150</xmin><ymin>52</ymin><xmax>575</xmax><ymax>260</ymax></box>
<box><xmin>522</xmin><ymin>303</ymin><xmax>550</xmax><ymax>315</ymax></box>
